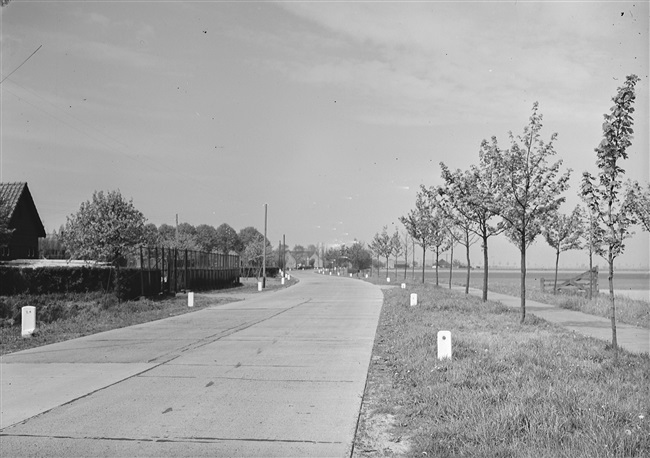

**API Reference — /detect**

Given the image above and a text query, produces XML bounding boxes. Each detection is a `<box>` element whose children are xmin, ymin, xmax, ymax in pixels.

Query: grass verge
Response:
<box><xmin>477</xmin><ymin>280</ymin><xmax>649</xmax><ymax>329</ymax></box>
<box><xmin>354</xmin><ymin>283</ymin><xmax>650</xmax><ymax>457</ymax></box>
<box><xmin>0</xmin><ymin>277</ymin><xmax>297</xmax><ymax>356</ymax></box>
<box><xmin>364</xmin><ymin>273</ymin><xmax>649</xmax><ymax>329</ymax></box>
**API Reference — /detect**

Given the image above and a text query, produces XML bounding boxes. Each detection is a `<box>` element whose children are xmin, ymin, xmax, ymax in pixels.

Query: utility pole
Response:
<box><xmin>175</xmin><ymin>213</ymin><xmax>179</xmax><ymax>245</ymax></box>
<box><xmin>283</xmin><ymin>234</ymin><xmax>286</xmax><ymax>271</ymax></box>
<box><xmin>262</xmin><ymin>203</ymin><xmax>268</xmax><ymax>288</ymax></box>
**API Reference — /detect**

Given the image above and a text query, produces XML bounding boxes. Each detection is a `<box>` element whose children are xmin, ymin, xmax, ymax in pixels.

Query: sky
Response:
<box><xmin>1</xmin><ymin>0</ymin><xmax>648</xmax><ymax>269</ymax></box>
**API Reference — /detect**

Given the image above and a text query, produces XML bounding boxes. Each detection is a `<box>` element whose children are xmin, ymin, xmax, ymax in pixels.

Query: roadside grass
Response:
<box><xmin>363</xmin><ymin>273</ymin><xmax>649</xmax><ymax>329</ymax></box>
<box><xmin>471</xmin><ymin>280</ymin><xmax>649</xmax><ymax>330</ymax></box>
<box><xmin>0</xmin><ymin>276</ymin><xmax>297</xmax><ymax>356</ymax></box>
<box><xmin>354</xmin><ymin>284</ymin><xmax>650</xmax><ymax>457</ymax></box>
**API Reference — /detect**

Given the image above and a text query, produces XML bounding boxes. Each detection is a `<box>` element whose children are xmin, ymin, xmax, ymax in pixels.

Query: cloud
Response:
<box><xmin>71</xmin><ymin>40</ymin><xmax>162</xmax><ymax>69</ymax></box>
<box><xmin>270</xmin><ymin>2</ymin><xmax>648</xmax><ymax>125</ymax></box>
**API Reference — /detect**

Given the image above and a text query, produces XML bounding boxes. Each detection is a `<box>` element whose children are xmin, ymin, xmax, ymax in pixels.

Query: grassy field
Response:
<box><xmin>353</xmin><ymin>283</ymin><xmax>650</xmax><ymax>457</ymax></box>
<box><xmin>0</xmin><ymin>277</ymin><xmax>296</xmax><ymax>356</ymax></box>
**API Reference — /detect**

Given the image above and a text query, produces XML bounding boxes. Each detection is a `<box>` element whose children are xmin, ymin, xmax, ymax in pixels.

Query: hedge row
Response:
<box><xmin>0</xmin><ymin>266</ymin><xmax>150</xmax><ymax>301</ymax></box>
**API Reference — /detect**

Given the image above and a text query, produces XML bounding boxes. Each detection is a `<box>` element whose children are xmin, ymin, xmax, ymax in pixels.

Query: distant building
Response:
<box><xmin>0</xmin><ymin>182</ymin><xmax>46</xmax><ymax>260</ymax></box>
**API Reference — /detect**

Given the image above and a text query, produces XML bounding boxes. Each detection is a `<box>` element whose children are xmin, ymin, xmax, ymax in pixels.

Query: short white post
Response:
<box><xmin>401</xmin><ymin>283</ymin><xmax>406</xmax><ymax>289</ymax></box>
<box><xmin>387</xmin><ymin>277</ymin><xmax>390</xmax><ymax>283</ymax></box>
<box><xmin>258</xmin><ymin>281</ymin><xmax>263</xmax><ymax>291</ymax></box>
<box><xmin>410</xmin><ymin>293</ymin><xmax>417</xmax><ymax>306</ymax></box>
<box><xmin>188</xmin><ymin>292</ymin><xmax>194</xmax><ymax>307</ymax></box>
<box><xmin>281</xmin><ymin>277</ymin><xmax>285</xmax><ymax>285</ymax></box>
<box><xmin>365</xmin><ymin>274</ymin><xmax>368</xmax><ymax>278</ymax></box>
<box><xmin>287</xmin><ymin>274</ymin><xmax>291</xmax><ymax>280</ymax></box>
<box><xmin>21</xmin><ymin>306</ymin><xmax>36</xmax><ymax>338</ymax></box>
<box><xmin>437</xmin><ymin>331</ymin><xmax>452</xmax><ymax>360</ymax></box>
<box><xmin>349</xmin><ymin>273</ymin><xmax>352</xmax><ymax>277</ymax></box>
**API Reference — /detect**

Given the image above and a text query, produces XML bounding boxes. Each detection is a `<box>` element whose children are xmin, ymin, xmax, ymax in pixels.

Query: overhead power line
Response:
<box><xmin>0</xmin><ymin>44</ymin><xmax>42</xmax><ymax>85</ymax></box>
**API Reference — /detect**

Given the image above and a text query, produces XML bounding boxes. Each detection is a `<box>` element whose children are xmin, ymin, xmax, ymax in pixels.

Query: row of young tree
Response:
<box><xmin>375</xmin><ymin>75</ymin><xmax>649</xmax><ymax>359</ymax></box>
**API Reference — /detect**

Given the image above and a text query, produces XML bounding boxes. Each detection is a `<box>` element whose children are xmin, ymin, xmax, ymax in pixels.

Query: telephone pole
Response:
<box><xmin>262</xmin><ymin>203</ymin><xmax>268</xmax><ymax>288</ymax></box>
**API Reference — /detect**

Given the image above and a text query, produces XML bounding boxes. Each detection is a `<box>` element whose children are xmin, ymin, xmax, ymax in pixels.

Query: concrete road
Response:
<box><xmin>1</xmin><ymin>272</ymin><xmax>383</xmax><ymax>457</ymax></box>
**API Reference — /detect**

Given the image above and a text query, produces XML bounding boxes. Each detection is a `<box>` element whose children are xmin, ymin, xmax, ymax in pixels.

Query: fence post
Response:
<box><xmin>140</xmin><ymin>246</ymin><xmax>145</xmax><ymax>297</ymax></box>
<box><xmin>540</xmin><ymin>277</ymin><xmax>545</xmax><ymax>293</ymax></box>
<box><xmin>173</xmin><ymin>248</ymin><xmax>178</xmax><ymax>293</ymax></box>
<box><xmin>184</xmin><ymin>249</ymin><xmax>188</xmax><ymax>292</ymax></box>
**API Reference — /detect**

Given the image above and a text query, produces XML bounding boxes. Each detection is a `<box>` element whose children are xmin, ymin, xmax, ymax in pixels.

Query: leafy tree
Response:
<box><xmin>371</xmin><ymin>226</ymin><xmax>393</xmax><ymax>279</ymax></box>
<box><xmin>400</xmin><ymin>189</ymin><xmax>446</xmax><ymax>284</ymax></box>
<box><xmin>581</xmin><ymin>74</ymin><xmax>640</xmax><ymax>357</ymax></box>
<box><xmin>292</xmin><ymin>244</ymin><xmax>308</xmax><ymax>267</ymax></box>
<box><xmin>578</xmin><ymin>204</ymin><xmax>601</xmax><ymax>300</ymax></box>
<box><xmin>542</xmin><ymin>206</ymin><xmax>584</xmax><ymax>294</ymax></box>
<box><xmin>430</xmin><ymin>182</ymin><xmax>478</xmax><ymax>294</ymax></box>
<box><xmin>157</xmin><ymin>224</ymin><xmax>176</xmax><ymax>247</ymax></box>
<box><xmin>481</xmin><ymin>103</ymin><xmax>571</xmax><ymax>323</ymax></box>
<box><xmin>400</xmin><ymin>231</ymin><xmax>411</xmax><ymax>280</ymax></box>
<box><xmin>60</xmin><ymin>190</ymin><xmax>147</xmax><ymax>265</ymax></box>
<box><xmin>625</xmin><ymin>180</ymin><xmax>650</xmax><ymax>232</ymax></box>
<box><xmin>143</xmin><ymin>223</ymin><xmax>159</xmax><ymax>246</ymax></box>
<box><xmin>194</xmin><ymin>224</ymin><xmax>218</xmax><ymax>252</ymax></box>
<box><xmin>347</xmin><ymin>240</ymin><xmax>373</xmax><ymax>273</ymax></box>
<box><xmin>391</xmin><ymin>228</ymin><xmax>402</xmax><ymax>278</ymax></box>
<box><xmin>214</xmin><ymin>223</ymin><xmax>242</xmax><ymax>254</ymax></box>
<box><xmin>439</xmin><ymin>162</ymin><xmax>503</xmax><ymax>301</ymax></box>
<box><xmin>238</xmin><ymin>226</ymin><xmax>270</xmax><ymax>261</ymax></box>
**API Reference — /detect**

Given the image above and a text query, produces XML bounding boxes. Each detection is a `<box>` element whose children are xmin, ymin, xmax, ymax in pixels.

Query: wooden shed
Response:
<box><xmin>0</xmin><ymin>182</ymin><xmax>46</xmax><ymax>260</ymax></box>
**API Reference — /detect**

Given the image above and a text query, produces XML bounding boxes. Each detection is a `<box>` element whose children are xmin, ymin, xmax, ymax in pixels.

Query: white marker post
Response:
<box><xmin>387</xmin><ymin>277</ymin><xmax>390</xmax><ymax>283</ymax></box>
<box><xmin>401</xmin><ymin>283</ymin><xmax>406</xmax><ymax>289</ymax></box>
<box><xmin>21</xmin><ymin>306</ymin><xmax>36</xmax><ymax>338</ymax></box>
<box><xmin>365</xmin><ymin>274</ymin><xmax>368</xmax><ymax>279</ymax></box>
<box><xmin>281</xmin><ymin>277</ymin><xmax>285</xmax><ymax>285</ymax></box>
<box><xmin>437</xmin><ymin>331</ymin><xmax>452</xmax><ymax>360</ymax></box>
<box><xmin>188</xmin><ymin>292</ymin><xmax>194</xmax><ymax>307</ymax></box>
<box><xmin>410</xmin><ymin>293</ymin><xmax>417</xmax><ymax>306</ymax></box>
<box><xmin>258</xmin><ymin>281</ymin><xmax>263</xmax><ymax>291</ymax></box>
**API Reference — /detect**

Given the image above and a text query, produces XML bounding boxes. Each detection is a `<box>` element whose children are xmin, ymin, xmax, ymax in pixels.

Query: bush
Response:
<box><xmin>0</xmin><ymin>266</ymin><xmax>146</xmax><ymax>300</ymax></box>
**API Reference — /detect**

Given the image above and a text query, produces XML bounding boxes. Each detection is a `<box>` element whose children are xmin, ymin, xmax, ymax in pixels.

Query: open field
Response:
<box><xmin>353</xmin><ymin>284</ymin><xmax>650</xmax><ymax>457</ymax></box>
<box><xmin>377</xmin><ymin>267</ymin><xmax>650</xmax><ymax>294</ymax></box>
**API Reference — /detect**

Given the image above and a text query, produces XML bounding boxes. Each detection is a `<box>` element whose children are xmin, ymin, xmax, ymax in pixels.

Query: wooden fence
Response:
<box><xmin>540</xmin><ymin>267</ymin><xmax>599</xmax><ymax>296</ymax></box>
<box><xmin>134</xmin><ymin>247</ymin><xmax>240</xmax><ymax>295</ymax></box>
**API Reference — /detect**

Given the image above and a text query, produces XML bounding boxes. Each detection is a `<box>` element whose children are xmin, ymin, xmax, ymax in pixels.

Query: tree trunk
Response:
<box><xmin>553</xmin><ymin>249</ymin><xmax>560</xmax><ymax>295</ymax></box>
<box><xmin>588</xmin><ymin>244</ymin><xmax>594</xmax><ymax>300</ymax></box>
<box><xmin>520</xmin><ymin>239</ymin><xmax>526</xmax><ymax>324</ymax></box>
<box><xmin>421</xmin><ymin>246</ymin><xmax>426</xmax><ymax>283</ymax></box>
<box><xmin>465</xmin><ymin>237</ymin><xmax>471</xmax><ymax>295</ymax></box>
<box><xmin>608</xmin><ymin>249</ymin><xmax>618</xmax><ymax>361</ymax></box>
<box><xmin>435</xmin><ymin>248</ymin><xmax>440</xmax><ymax>286</ymax></box>
<box><xmin>394</xmin><ymin>256</ymin><xmax>398</xmax><ymax>279</ymax></box>
<box><xmin>385</xmin><ymin>257</ymin><xmax>390</xmax><ymax>279</ymax></box>
<box><xmin>412</xmin><ymin>240</ymin><xmax>415</xmax><ymax>281</ymax></box>
<box><xmin>449</xmin><ymin>242</ymin><xmax>454</xmax><ymax>289</ymax></box>
<box><xmin>482</xmin><ymin>235</ymin><xmax>489</xmax><ymax>302</ymax></box>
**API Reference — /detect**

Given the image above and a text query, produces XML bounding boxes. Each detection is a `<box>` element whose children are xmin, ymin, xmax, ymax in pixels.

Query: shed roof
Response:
<box><xmin>0</xmin><ymin>182</ymin><xmax>46</xmax><ymax>236</ymax></box>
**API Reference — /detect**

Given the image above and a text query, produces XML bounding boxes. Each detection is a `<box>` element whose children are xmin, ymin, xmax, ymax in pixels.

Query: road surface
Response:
<box><xmin>1</xmin><ymin>272</ymin><xmax>383</xmax><ymax>457</ymax></box>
